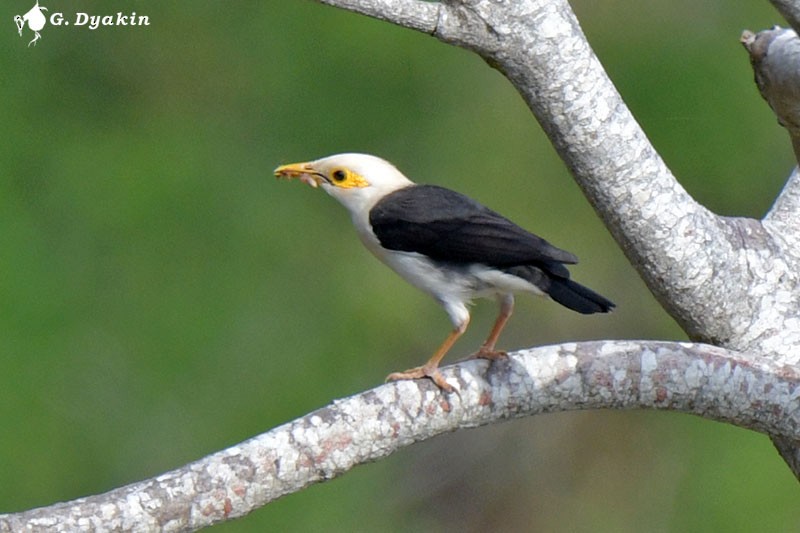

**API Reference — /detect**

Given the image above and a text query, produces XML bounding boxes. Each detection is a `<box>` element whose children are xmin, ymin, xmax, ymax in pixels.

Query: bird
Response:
<box><xmin>14</xmin><ymin>1</ymin><xmax>48</xmax><ymax>47</ymax></box>
<box><xmin>274</xmin><ymin>153</ymin><xmax>614</xmax><ymax>391</ymax></box>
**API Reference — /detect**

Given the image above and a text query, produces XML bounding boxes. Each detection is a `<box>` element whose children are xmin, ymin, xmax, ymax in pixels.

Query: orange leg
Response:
<box><xmin>386</xmin><ymin>318</ymin><xmax>469</xmax><ymax>392</ymax></box>
<box><xmin>472</xmin><ymin>294</ymin><xmax>514</xmax><ymax>360</ymax></box>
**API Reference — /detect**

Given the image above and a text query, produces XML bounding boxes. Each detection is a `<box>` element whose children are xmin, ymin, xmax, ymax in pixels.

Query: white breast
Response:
<box><xmin>373</xmin><ymin>248</ymin><xmax>545</xmax><ymax>304</ymax></box>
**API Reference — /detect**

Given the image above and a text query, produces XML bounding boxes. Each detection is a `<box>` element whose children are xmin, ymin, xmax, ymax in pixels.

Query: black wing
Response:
<box><xmin>369</xmin><ymin>185</ymin><xmax>578</xmax><ymax>269</ymax></box>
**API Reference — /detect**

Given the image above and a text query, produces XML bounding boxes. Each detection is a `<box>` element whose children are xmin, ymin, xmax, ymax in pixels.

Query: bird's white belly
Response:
<box><xmin>376</xmin><ymin>249</ymin><xmax>544</xmax><ymax>303</ymax></box>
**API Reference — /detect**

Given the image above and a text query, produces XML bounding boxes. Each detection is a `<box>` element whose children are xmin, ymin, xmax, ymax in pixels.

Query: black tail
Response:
<box><xmin>547</xmin><ymin>278</ymin><xmax>615</xmax><ymax>314</ymax></box>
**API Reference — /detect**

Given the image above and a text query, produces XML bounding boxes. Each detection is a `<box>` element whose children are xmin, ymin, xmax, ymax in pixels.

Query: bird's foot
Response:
<box><xmin>386</xmin><ymin>365</ymin><xmax>454</xmax><ymax>393</ymax></box>
<box><xmin>467</xmin><ymin>347</ymin><xmax>508</xmax><ymax>361</ymax></box>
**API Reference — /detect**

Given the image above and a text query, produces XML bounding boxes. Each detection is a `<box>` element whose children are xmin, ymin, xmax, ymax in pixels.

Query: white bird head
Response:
<box><xmin>274</xmin><ymin>153</ymin><xmax>414</xmax><ymax>215</ymax></box>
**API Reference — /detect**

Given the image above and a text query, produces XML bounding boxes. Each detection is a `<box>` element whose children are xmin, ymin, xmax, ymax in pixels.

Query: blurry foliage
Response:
<box><xmin>1</xmin><ymin>0</ymin><xmax>798</xmax><ymax>531</ymax></box>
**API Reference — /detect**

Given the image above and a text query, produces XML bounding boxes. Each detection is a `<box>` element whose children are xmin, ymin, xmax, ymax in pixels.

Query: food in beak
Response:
<box><xmin>274</xmin><ymin>165</ymin><xmax>322</xmax><ymax>188</ymax></box>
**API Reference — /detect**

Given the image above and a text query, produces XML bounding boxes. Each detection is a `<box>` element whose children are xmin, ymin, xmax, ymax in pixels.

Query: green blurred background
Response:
<box><xmin>2</xmin><ymin>0</ymin><xmax>798</xmax><ymax>530</ymax></box>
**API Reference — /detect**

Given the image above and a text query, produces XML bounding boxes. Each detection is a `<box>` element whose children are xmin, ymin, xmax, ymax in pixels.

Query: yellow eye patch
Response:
<box><xmin>329</xmin><ymin>168</ymin><xmax>369</xmax><ymax>189</ymax></box>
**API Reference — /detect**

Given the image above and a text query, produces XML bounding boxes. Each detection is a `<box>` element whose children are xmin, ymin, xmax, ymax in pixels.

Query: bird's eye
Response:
<box><xmin>325</xmin><ymin>168</ymin><xmax>368</xmax><ymax>189</ymax></box>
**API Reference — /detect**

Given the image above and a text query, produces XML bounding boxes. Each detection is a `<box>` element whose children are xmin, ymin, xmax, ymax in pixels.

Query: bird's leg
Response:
<box><xmin>471</xmin><ymin>294</ymin><xmax>514</xmax><ymax>360</ymax></box>
<box><xmin>386</xmin><ymin>318</ymin><xmax>468</xmax><ymax>392</ymax></box>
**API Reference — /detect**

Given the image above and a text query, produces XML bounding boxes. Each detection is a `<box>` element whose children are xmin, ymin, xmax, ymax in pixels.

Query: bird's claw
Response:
<box><xmin>386</xmin><ymin>366</ymin><xmax>454</xmax><ymax>393</ymax></box>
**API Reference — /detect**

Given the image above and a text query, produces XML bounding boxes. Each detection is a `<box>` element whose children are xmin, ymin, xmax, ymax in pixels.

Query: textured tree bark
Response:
<box><xmin>4</xmin><ymin>0</ymin><xmax>800</xmax><ymax>530</ymax></box>
<box><xmin>2</xmin><ymin>342</ymin><xmax>798</xmax><ymax>532</ymax></box>
<box><xmin>740</xmin><ymin>21</ymin><xmax>800</xmax><ymax>475</ymax></box>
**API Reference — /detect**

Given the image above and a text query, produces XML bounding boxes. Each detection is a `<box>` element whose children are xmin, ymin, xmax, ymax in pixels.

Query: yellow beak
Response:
<box><xmin>274</xmin><ymin>161</ymin><xmax>325</xmax><ymax>188</ymax></box>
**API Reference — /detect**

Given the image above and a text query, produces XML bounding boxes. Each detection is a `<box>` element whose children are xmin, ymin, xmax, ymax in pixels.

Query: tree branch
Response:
<box><xmin>1</xmin><ymin>341</ymin><xmax>796</xmax><ymax>532</ymax></box>
<box><xmin>770</xmin><ymin>0</ymin><xmax>800</xmax><ymax>35</ymax></box>
<box><xmin>742</xmin><ymin>26</ymin><xmax>800</xmax><ymax>254</ymax></box>
<box><xmin>764</xmin><ymin>167</ymin><xmax>800</xmax><ymax>259</ymax></box>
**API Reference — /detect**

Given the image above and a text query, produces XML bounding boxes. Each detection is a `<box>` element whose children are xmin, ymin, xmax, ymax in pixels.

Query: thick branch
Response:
<box><xmin>2</xmin><ymin>341</ymin><xmax>798</xmax><ymax>532</ymax></box>
<box><xmin>736</xmin><ymin>27</ymin><xmax>800</xmax><ymax>382</ymax></box>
